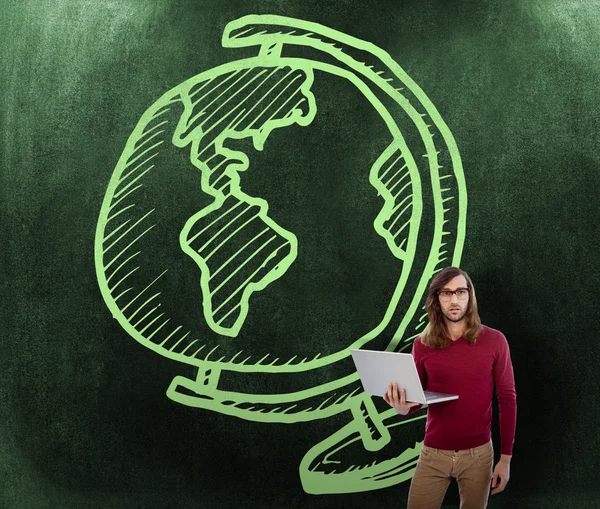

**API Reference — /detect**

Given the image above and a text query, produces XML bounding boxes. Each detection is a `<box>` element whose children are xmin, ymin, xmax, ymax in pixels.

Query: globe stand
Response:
<box><xmin>300</xmin><ymin>397</ymin><xmax>426</xmax><ymax>494</ymax></box>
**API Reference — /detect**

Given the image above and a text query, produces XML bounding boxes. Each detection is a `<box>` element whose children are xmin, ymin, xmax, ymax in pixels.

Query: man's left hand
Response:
<box><xmin>491</xmin><ymin>458</ymin><xmax>510</xmax><ymax>495</ymax></box>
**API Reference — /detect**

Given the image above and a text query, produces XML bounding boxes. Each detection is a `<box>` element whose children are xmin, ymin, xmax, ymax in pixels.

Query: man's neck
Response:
<box><xmin>445</xmin><ymin>319</ymin><xmax>467</xmax><ymax>341</ymax></box>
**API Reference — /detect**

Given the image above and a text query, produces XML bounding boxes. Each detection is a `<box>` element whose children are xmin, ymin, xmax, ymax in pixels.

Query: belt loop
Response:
<box><xmin>470</xmin><ymin>447</ymin><xmax>475</xmax><ymax>457</ymax></box>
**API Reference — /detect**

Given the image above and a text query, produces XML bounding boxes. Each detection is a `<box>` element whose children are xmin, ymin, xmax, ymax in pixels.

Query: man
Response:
<box><xmin>384</xmin><ymin>266</ymin><xmax>517</xmax><ymax>509</ymax></box>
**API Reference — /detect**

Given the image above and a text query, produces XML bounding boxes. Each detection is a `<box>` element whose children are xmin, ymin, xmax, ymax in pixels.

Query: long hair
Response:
<box><xmin>421</xmin><ymin>267</ymin><xmax>482</xmax><ymax>349</ymax></box>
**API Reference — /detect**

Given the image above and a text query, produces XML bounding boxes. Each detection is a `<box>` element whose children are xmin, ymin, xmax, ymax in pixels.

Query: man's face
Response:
<box><xmin>439</xmin><ymin>275</ymin><xmax>470</xmax><ymax>323</ymax></box>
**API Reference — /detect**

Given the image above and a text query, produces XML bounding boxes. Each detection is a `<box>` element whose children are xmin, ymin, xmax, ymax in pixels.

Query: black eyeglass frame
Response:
<box><xmin>437</xmin><ymin>287</ymin><xmax>471</xmax><ymax>300</ymax></box>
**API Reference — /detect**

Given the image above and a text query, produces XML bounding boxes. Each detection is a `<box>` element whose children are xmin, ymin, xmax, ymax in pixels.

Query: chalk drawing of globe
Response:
<box><xmin>95</xmin><ymin>15</ymin><xmax>467</xmax><ymax>494</ymax></box>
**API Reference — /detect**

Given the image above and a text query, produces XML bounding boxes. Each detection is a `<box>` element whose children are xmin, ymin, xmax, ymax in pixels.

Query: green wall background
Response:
<box><xmin>2</xmin><ymin>0</ymin><xmax>600</xmax><ymax>508</ymax></box>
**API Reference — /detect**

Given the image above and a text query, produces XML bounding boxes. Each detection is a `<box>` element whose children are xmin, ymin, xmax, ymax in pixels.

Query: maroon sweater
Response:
<box><xmin>412</xmin><ymin>325</ymin><xmax>517</xmax><ymax>455</ymax></box>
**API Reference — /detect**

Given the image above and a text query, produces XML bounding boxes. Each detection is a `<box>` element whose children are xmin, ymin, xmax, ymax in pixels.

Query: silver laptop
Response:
<box><xmin>350</xmin><ymin>349</ymin><xmax>459</xmax><ymax>404</ymax></box>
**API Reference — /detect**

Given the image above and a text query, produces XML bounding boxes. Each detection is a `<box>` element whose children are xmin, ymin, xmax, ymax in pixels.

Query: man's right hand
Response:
<box><xmin>383</xmin><ymin>383</ymin><xmax>421</xmax><ymax>415</ymax></box>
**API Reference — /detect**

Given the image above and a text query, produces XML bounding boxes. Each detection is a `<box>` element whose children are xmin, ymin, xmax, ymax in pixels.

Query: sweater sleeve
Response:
<box><xmin>494</xmin><ymin>332</ymin><xmax>517</xmax><ymax>455</ymax></box>
<box><xmin>412</xmin><ymin>338</ymin><xmax>428</xmax><ymax>390</ymax></box>
<box><xmin>405</xmin><ymin>338</ymin><xmax>425</xmax><ymax>415</ymax></box>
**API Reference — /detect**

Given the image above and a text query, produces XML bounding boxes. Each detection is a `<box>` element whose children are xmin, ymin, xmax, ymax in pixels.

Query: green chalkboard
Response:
<box><xmin>2</xmin><ymin>1</ymin><xmax>600</xmax><ymax>508</ymax></box>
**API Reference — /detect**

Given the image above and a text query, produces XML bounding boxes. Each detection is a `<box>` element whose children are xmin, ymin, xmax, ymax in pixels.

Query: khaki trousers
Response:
<box><xmin>407</xmin><ymin>440</ymin><xmax>494</xmax><ymax>509</ymax></box>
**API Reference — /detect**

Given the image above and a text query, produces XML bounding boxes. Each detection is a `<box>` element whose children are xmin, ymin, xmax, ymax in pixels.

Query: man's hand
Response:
<box><xmin>383</xmin><ymin>383</ymin><xmax>420</xmax><ymax>415</ymax></box>
<box><xmin>491</xmin><ymin>456</ymin><xmax>511</xmax><ymax>495</ymax></box>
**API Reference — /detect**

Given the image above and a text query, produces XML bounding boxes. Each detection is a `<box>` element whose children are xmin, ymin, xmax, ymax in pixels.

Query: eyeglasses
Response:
<box><xmin>438</xmin><ymin>288</ymin><xmax>470</xmax><ymax>301</ymax></box>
